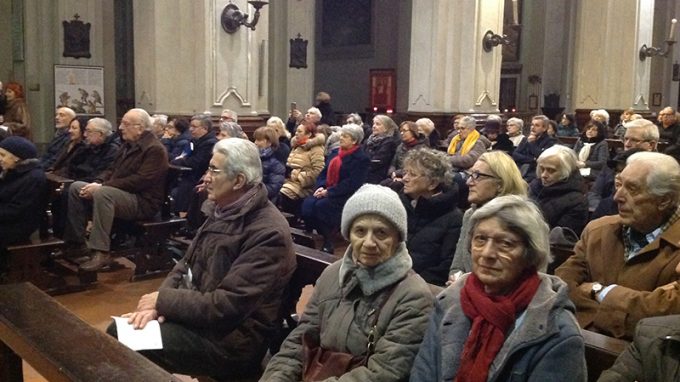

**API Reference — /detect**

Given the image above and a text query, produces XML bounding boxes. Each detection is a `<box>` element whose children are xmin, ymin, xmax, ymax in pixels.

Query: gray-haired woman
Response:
<box><xmin>411</xmin><ymin>195</ymin><xmax>586</xmax><ymax>381</ymax></box>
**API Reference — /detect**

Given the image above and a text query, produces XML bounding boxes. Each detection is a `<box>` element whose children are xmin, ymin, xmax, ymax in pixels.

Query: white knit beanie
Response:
<box><xmin>341</xmin><ymin>184</ymin><xmax>407</xmax><ymax>241</ymax></box>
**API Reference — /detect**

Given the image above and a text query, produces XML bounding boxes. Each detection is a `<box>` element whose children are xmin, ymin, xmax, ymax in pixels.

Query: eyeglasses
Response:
<box><xmin>119</xmin><ymin>121</ymin><xmax>141</xmax><ymax>128</ymax></box>
<box><xmin>623</xmin><ymin>137</ymin><xmax>650</xmax><ymax>145</ymax></box>
<box><xmin>206</xmin><ymin>165</ymin><xmax>223</xmax><ymax>175</ymax></box>
<box><xmin>85</xmin><ymin>128</ymin><xmax>101</xmax><ymax>134</ymax></box>
<box><xmin>465</xmin><ymin>170</ymin><xmax>497</xmax><ymax>182</ymax></box>
<box><xmin>471</xmin><ymin>234</ymin><xmax>523</xmax><ymax>256</ymax></box>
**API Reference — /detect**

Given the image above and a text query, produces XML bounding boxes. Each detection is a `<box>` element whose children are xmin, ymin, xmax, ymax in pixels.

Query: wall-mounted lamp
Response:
<box><xmin>483</xmin><ymin>0</ymin><xmax>520</xmax><ymax>53</ymax></box>
<box><xmin>639</xmin><ymin>18</ymin><xmax>677</xmax><ymax>61</ymax></box>
<box><xmin>221</xmin><ymin>1</ymin><xmax>268</xmax><ymax>34</ymax></box>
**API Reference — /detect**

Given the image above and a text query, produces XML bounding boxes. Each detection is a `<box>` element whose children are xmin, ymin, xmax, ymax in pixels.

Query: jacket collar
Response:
<box><xmin>338</xmin><ymin>242</ymin><xmax>412</xmax><ymax>296</ymax></box>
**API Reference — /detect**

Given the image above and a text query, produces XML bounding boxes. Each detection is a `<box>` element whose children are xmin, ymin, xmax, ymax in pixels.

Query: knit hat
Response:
<box><xmin>0</xmin><ymin>136</ymin><xmax>37</xmax><ymax>160</ymax></box>
<box><xmin>341</xmin><ymin>184</ymin><xmax>407</xmax><ymax>241</ymax></box>
<box><xmin>340</xmin><ymin>123</ymin><xmax>365</xmax><ymax>144</ymax></box>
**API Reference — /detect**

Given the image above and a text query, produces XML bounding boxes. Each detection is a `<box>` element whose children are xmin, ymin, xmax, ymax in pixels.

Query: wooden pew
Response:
<box><xmin>0</xmin><ymin>282</ymin><xmax>182</xmax><ymax>382</ymax></box>
<box><xmin>582</xmin><ymin>329</ymin><xmax>629</xmax><ymax>382</ymax></box>
<box><xmin>289</xmin><ymin>227</ymin><xmax>325</xmax><ymax>250</ymax></box>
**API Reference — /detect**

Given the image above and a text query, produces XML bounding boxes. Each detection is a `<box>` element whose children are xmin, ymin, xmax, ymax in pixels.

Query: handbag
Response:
<box><xmin>301</xmin><ymin>272</ymin><xmax>412</xmax><ymax>381</ymax></box>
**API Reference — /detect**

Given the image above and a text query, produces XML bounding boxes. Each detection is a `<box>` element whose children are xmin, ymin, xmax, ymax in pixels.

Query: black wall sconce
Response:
<box><xmin>483</xmin><ymin>0</ymin><xmax>520</xmax><ymax>53</ymax></box>
<box><xmin>221</xmin><ymin>1</ymin><xmax>268</xmax><ymax>34</ymax></box>
<box><xmin>639</xmin><ymin>18</ymin><xmax>676</xmax><ymax>61</ymax></box>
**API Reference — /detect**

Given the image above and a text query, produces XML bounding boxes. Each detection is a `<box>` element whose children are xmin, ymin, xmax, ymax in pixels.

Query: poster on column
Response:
<box><xmin>54</xmin><ymin>65</ymin><xmax>104</xmax><ymax>116</ymax></box>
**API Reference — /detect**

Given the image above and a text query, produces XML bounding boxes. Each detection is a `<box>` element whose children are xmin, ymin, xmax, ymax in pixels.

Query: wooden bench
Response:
<box><xmin>289</xmin><ymin>227</ymin><xmax>325</xmax><ymax>250</ymax></box>
<box><xmin>0</xmin><ymin>282</ymin><xmax>182</xmax><ymax>381</ymax></box>
<box><xmin>582</xmin><ymin>329</ymin><xmax>629</xmax><ymax>382</ymax></box>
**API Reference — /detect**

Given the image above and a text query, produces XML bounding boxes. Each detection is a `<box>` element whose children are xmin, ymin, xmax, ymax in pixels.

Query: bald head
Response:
<box><xmin>55</xmin><ymin>107</ymin><xmax>76</xmax><ymax>129</ymax></box>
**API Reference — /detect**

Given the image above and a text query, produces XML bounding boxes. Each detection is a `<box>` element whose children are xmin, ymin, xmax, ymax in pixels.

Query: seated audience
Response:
<box><xmin>449</xmin><ymin>151</ymin><xmax>528</xmax><ymax>282</ymax></box>
<box><xmin>63</xmin><ymin>108</ymin><xmax>168</xmax><ymax>272</ymax></box>
<box><xmin>556</xmin><ymin>152</ymin><xmax>680</xmax><ymax>339</ymax></box>
<box><xmin>0</xmin><ymin>137</ymin><xmax>46</xmax><ymax>249</ymax></box>
<box><xmin>506</xmin><ymin>117</ymin><xmax>526</xmax><ymax>147</ymax></box>
<box><xmin>447</xmin><ymin>116</ymin><xmax>489</xmax><ymax>171</ymax></box>
<box><xmin>530</xmin><ymin>145</ymin><xmax>589</xmax><ymax>235</ymax></box>
<box><xmin>253</xmin><ymin>126</ymin><xmax>285</xmax><ymax>201</ymax></box>
<box><xmin>301</xmin><ymin>124</ymin><xmax>369</xmax><ymax>253</ymax></box>
<box><xmin>219</xmin><ymin>108</ymin><xmax>238</xmax><ymax>123</ymax></box>
<box><xmin>400</xmin><ymin>148</ymin><xmax>462</xmax><ymax>286</ymax></box>
<box><xmin>557</xmin><ymin>113</ymin><xmax>580</xmax><ymax>137</ymax></box>
<box><xmin>41</xmin><ymin>107</ymin><xmax>76</xmax><ymax>169</ymax></box>
<box><xmin>589</xmin><ymin>148</ymin><xmax>645</xmax><ymax>220</ymax></box>
<box><xmin>547</xmin><ymin>120</ymin><xmax>558</xmax><ymax>138</ymax></box>
<box><xmin>150</xmin><ymin>114</ymin><xmax>168</xmax><ymax>139</ymax></box>
<box><xmin>110</xmin><ymin>138</ymin><xmax>295</xmax><ymax>379</ymax></box>
<box><xmin>365</xmin><ymin>114</ymin><xmax>399</xmax><ymax>184</ymax></box>
<box><xmin>162</xmin><ymin>117</ymin><xmax>191</xmax><ymax>160</ymax></box>
<box><xmin>49</xmin><ymin>116</ymin><xmax>87</xmax><ymax>174</ymax></box>
<box><xmin>599</xmin><ymin>314</ymin><xmax>680</xmax><ymax>381</ymax></box>
<box><xmin>346</xmin><ymin>112</ymin><xmax>372</xmax><ymax>144</ymax></box>
<box><xmin>591</xmin><ymin>109</ymin><xmax>610</xmax><ymax>130</ymax></box>
<box><xmin>279</xmin><ymin>121</ymin><xmax>325</xmax><ymax>215</ymax></box>
<box><xmin>65</xmin><ymin>118</ymin><xmax>120</xmax><ymax>182</ymax></box>
<box><xmin>412</xmin><ymin>195</ymin><xmax>586</xmax><ymax>381</ymax></box>
<box><xmin>512</xmin><ymin>114</ymin><xmax>557</xmax><ymax>182</ymax></box>
<box><xmin>216</xmin><ymin>121</ymin><xmax>245</xmax><ymax>140</ymax></box>
<box><xmin>573</xmin><ymin>120</ymin><xmax>609</xmax><ymax>180</ymax></box>
<box><xmin>262</xmin><ymin>184</ymin><xmax>433</xmax><ymax>381</ymax></box>
<box><xmin>171</xmin><ymin>114</ymin><xmax>217</xmax><ymax>215</ymax></box>
<box><xmin>612</xmin><ymin>108</ymin><xmax>635</xmax><ymax>138</ymax></box>
<box><xmin>483</xmin><ymin>115</ymin><xmax>514</xmax><ymax>154</ymax></box>
<box><xmin>266</xmin><ymin>116</ymin><xmax>291</xmax><ymax>164</ymax></box>
<box><xmin>3</xmin><ymin>82</ymin><xmax>31</xmax><ymax>140</ymax></box>
<box><xmin>287</xmin><ymin>106</ymin><xmax>321</xmax><ymax>136</ymax></box>
<box><xmin>384</xmin><ymin>121</ymin><xmax>428</xmax><ymax>188</ymax></box>
<box><xmin>657</xmin><ymin>106</ymin><xmax>679</xmax><ymax>144</ymax></box>
<box><xmin>416</xmin><ymin>117</ymin><xmax>440</xmax><ymax>148</ymax></box>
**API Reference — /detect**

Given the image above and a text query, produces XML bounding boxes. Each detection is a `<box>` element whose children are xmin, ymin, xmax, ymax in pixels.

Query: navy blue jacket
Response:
<box><xmin>40</xmin><ymin>128</ymin><xmax>71</xmax><ymax>169</ymax></box>
<box><xmin>163</xmin><ymin>129</ymin><xmax>191</xmax><ymax>161</ymax></box>
<box><xmin>0</xmin><ymin>159</ymin><xmax>47</xmax><ymax>245</ymax></box>
<box><xmin>171</xmin><ymin>132</ymin><xmax>217</xmax><ymax>183</ymax></box>
<box><xmin>260</xmin><ymin>147</ymin><xmax>286</xmax><ymax>201</ymax></box>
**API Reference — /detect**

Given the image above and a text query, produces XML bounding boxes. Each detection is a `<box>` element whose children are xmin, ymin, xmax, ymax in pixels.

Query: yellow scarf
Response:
<box><xmin>448</xmin><ymin>129</ymin><xmax>480</xmax><ymax>155</ymax></box>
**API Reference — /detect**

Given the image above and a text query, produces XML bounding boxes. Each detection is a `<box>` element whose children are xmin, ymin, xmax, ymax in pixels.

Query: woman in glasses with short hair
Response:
<box><xmin>449</xmin><ymin>151</ymin><xmax>527</xmax><ymax>284</ymax></box>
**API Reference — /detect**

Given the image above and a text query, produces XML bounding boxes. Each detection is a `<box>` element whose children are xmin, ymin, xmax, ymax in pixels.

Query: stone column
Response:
<box><xmin>570</xmin><ymin>0</ymin><xmax>654</xmax><ymax>112</ymax></box>
<box><xmin>408</xmin><ymin>0</ymin><xmax>505</xmax><ymax>114</ymax></box>
<box><xmin>133</xmin><ymin>0</ymin><xmax>270</xmax><ymax>117</ymax></box>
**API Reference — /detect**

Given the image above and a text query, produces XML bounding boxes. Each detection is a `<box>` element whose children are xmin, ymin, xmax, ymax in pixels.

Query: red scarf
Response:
<box><xmin>326</xmin><ymin>144</ymin><xmax>359</xmax><ymax>188</ymax></box>
<box><xmin>296</xmin><ymin>136</ymin><xmax>309</xmax><ymax>147</ymax></box>
<box><xmin>455</xmin><ymin>271</ymin><xmax>540</xmax><ymax>382</ymax></box>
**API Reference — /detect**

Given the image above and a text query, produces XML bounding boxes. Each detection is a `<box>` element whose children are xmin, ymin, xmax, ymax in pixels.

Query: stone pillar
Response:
<box><xmin>570</xmin><ymin>0</ymin><xmax>654</xmax><ymax>112</ymax></box>
<box><xmin>408</xmin><ymin>0</ymin><xmax>505</xmax><ymax>114</ymax></box>
<box><xmin>133</xmin><ymin>0</ymin><xmax>270</xmax><ymax>117</ymax></box>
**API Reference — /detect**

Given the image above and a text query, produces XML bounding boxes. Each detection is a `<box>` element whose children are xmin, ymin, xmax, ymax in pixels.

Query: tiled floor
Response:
<box><xmin>23</xmin><ymin>257</ymin><xmax>315</xmax><ymax>381</ymax></box>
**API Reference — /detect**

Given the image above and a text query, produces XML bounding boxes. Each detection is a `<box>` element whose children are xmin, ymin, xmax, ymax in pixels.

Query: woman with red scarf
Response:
<box><xmin>301</xmin><ymin>123</ymin><xmax>369</xmax><ymax>253</ymax></box>
<box><xmin>411</xmin><ymin>195</ymin><xmax>586</xmax><ymax>381</ymax></box>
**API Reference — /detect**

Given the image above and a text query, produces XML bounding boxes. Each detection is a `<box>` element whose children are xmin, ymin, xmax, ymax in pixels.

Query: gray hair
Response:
<box><xmin>459</xmin><ymin>116</ymin><xmax>477</xmax><ymax>130</ymax></box>
<box><xmin>532</xmin><ymin>115</ymin><xmax>550</xmax><ymax>129</ymax></box>
<box><xmin>486</xmin><ymin>114</ymin><xmax>503</xmax><ymax>124</ymax></box>
<box><xmin>627</xmin><ymin>152</ymin><xmax>680</xmax><ymax>206</ymax></box>
<box><xmin>590</xmin><ymin>109</ymin><xmax>610</xmax><ymax>124</ymax></box>
<box><xmin>340</xmin><ymin>123</ymin><xmax>364</xmax><ymax>144</ymax></box>
<box><xmin>212</xmin><ymin>138</ymin><xmax>262</xmax><ymax>186</ymax></box>
<box><xmin>307</xmin><ymin>107</ymin><xmax>322</xmax><ymax>119</ymax></box>
<box><xmin>403</xmin><ymin>148</ymin><xmax>453</xmax><ymax>187</ymax></box>
<box><xmin>219</xmin><ymin>121</ymin><xmax>244</xmax><ymax>138</ymax></box>
<box><xmin>507</xmin><ymin>117</ymin><xmax>524</xmax><ymax>130</ymax></box>
<box><xmin>624</xmin><ymin>118</ymin><xmax>659</xmax><ymax>141</ymax></box>
<box><xmin>326</xmin><ymin>131</ymin><xmax>342</xmax><ymax>153</ymax></box>
<box><xmin>347</xmin><ymin>113</ymin><xmax>363</xmax><ymax>125</ymax></box>
<box><xmin>221</xmin><ymin>109</ymin><xmax>238</xmax><ymax>123</ymax></box>
<box><xmin>415</xmin><ymin>118</ymin><xmax>435</xmax><ymax>135</ymax></box>
<box><xmin>152</xmin><ymin>114</ymin><xmax>168</xmax><ymax>126</ymax></box>
<box><xmin>87</xmin><ymin>117</ymin><xmax>113</xmax><ymax>137</ymax></box>
<box><xmin>536</xmin><ymin>145</ymin><xmax>578</xmax><ymax>182</ymax></box>
<box><xmin>58</xmin><ymin>107</ymin><xmax>77</xmax><ymax>120</ymax></box>
<box><xmin>469</xmin><ymin>195</ymin><xmax>552</xmax><ymax>272</ymax></box>
<box><xmin>373</xmin><ymin>114</ymin><xmax>399</xmax><ymax>136</ymax></box>
<box><xmin>192</xmin><ymin>113</ymin><xmax>213</xmax><ymax>132</ymax></box>
<box><xmin>130</xmin><ymin>108</ymin><xmax>152</xmax><ymax>131</ymax></box>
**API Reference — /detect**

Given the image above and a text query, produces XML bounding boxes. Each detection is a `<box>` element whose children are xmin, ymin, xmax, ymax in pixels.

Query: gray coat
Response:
<box><xmin>449</xmin><ymin>207</ymin><xmax>475</xmax><ymax>277</ymax></box>
<box><xmin>410</xmin><ymin>273</ymin><xmax>587</xmax><ymax>382</ymax></box>
<box><xmin>261</xmin><ymin>243</ymin><xmax>434</xmax><ymax>382</ymax></box>
<box><xmin>598</xmin><ymin>314</ymin><xmax>680</xmax><ymax>382</ymax></box>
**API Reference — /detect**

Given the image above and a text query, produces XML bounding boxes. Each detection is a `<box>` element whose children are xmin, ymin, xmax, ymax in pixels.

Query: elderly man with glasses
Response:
<box><xmin>63</xmin><ymin>108</ymin><xmax>168</xmax><ymax>271</ymax></box>
<box><xmin>657</xmin><ymin>107</ymin><xmax>680</xmax><ymax>144</ymax></box>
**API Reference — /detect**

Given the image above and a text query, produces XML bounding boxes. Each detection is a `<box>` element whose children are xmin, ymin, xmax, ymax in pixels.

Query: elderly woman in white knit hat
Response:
<box><xmin>262</xmin><ymin>184</ymin><xmax>434</xmax><ymax>381</ymax></box>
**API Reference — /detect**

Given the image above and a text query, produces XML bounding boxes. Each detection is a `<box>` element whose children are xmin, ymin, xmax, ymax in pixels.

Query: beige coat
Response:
<box><xmin>280</xmin><ymin>134</ymin><xmax>325</xmax><ymax>200</ymax></box>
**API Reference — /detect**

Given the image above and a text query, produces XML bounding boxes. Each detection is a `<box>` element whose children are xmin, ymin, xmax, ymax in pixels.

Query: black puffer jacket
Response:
<box><xmin>530</xmin><ymin>171</ymin><xmax>589</xmax><ymax>235</ymax></box>
<box><xmin>0</xmin><ymin>159</ymin><xmax>47</xmax><ymax>245</ymax></box>
<box><xmin>365</xmin><ymin>133</ymin><xmax>399</xmax><ymax>184</ymax></box>
<box><xmin>399</xmin><ymin>185</ymin><xmax>463</xmax><ymax>286</ymax></box>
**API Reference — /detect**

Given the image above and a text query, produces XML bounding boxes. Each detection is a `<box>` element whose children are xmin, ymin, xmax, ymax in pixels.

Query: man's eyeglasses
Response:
<box><xmin>623</xmin><ymin>137</ymin><xmax>650</xmax><ymax>145</ymax></box>
<box><xmin>465</xmin><ymin>170</ymin><xmax>497</xmax><ymax>182</ymax></box>
<box><xmin>206</xmin><ymin>165</ymin><xmax>223</xmax><ymax>175</ymax></box>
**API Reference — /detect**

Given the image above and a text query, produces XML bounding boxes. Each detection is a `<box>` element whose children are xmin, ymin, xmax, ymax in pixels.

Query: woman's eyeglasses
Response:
<box><xmin>465</xmin><ymin>170</ymin><xmax>497</xmax><ymax>182</ymax></box>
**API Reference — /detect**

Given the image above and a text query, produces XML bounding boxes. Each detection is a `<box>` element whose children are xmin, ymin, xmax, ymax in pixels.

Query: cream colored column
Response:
<box><xmin>133</xmin><ymin>0</ymin><xmax>270</xmax><ymax>116</ymax></box>
<box><xmin>408</xmin><ymin>0</ymin><xmax>505</xmax><ymax>114</ymax></box>
<box><xmin>571</xmin><ymin>0</ymin><xmax>654</xmax><ymax>111</ymax></box>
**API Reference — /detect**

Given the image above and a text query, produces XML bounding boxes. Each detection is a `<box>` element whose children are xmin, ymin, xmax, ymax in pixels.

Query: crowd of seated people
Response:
<box><xmin>6</xmin><ymin>98</ymin><xmax>680</xmax><ymax>380</ymax></box>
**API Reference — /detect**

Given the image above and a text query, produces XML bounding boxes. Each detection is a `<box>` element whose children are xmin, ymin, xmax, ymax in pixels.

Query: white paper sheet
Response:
<box><xmin>579</xmin><ymin>168</ymin><xmax>591</xmax><ymax>177</ymax></box>
<box><xmin>112</xmin><ymin>316</ymin><xmax>164</xmax><ymax>351</ymax></box>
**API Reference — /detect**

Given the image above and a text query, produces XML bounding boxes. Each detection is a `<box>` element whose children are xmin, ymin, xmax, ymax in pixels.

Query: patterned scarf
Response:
<box><xmin>455</xmin><ymin>271</ymin><xmax>540</xmax><ymax>382</ymax></box>
<box><xmin>448</xmin><ymin>129</ymin><xmax>480</xmax><ymax>155</ymax></box>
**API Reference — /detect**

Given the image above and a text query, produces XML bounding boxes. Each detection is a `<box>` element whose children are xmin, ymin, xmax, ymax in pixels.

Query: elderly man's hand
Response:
<box><xmin>123</xmin><ymin>309</ymin><xmax>165</xmax><ymax>329</ymax></box>
<box><xmin>136</xmin><ymin>291</ymin><xmax>159</xmax><ymax>312</ymax></box>
<box><xmin>78</xmin><ymin>182</ymin><xmax>102</xmax><ymax>199</ymax></box>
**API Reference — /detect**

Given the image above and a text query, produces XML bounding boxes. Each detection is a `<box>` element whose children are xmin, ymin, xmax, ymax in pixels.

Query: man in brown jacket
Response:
<box><xmin>111</xmin><ymin>138</ymin><xmax>296</xmax><ymax>379</ymax></box>
<box><xmin>63</xmin><ymin>108</ymin><xmax>168</xmax><ymax>271</ymax></box>
<box><xmin>556</xmin><ymin>152</ymin><xmax>680</xmax><ymax>339</ymax></box>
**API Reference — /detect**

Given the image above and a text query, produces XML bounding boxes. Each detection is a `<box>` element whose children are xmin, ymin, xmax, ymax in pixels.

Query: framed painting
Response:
<box><xmin>370</xmin><ymin>69</ymin><xmax>396</xmax><ymax>111</ymax></box>
<box><xmin>54</xmin><ymin>65</ymin><xmax>104</xmax><ymax>116</ymax></box>
<box><xmin>317</xmin><ymin>0</ymin><xmax>374</xmax><ymax>58</ymax></box>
